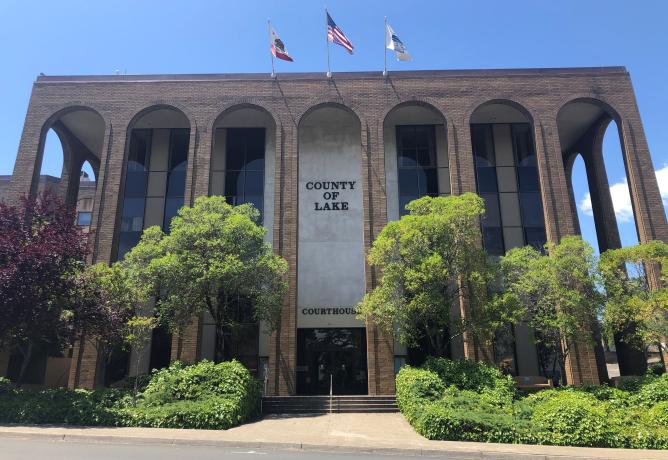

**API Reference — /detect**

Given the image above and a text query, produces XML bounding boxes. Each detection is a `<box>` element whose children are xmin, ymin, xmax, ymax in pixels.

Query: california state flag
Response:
<box><xmin>270</xmin><ymin>26</ymin><xmax>294</xmax><ymax>62</ymax></box>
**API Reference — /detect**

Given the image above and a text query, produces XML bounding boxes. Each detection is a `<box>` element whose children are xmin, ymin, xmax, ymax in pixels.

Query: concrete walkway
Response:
<box><xmin>1</xmin><ymin>413</ymin><xmax>666</xmax><ymax>459</ymax></box>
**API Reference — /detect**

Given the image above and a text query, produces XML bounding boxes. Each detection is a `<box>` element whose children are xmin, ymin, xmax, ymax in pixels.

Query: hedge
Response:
<box><xmin>0</xmin><ymin>360</ymin><xmax>261</xmax><ymax>430</ymax></box>
<box><xmin>396</xmin><ymin>357</ymin><xmax>668</xmax><ymax>449</ymax></box>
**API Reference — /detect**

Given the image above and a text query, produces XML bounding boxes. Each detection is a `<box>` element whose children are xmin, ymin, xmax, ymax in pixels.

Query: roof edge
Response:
<box><xmin>35</xmin><ymin>66</ymin><xmax>629</xmax><ymax>83</ymax></box>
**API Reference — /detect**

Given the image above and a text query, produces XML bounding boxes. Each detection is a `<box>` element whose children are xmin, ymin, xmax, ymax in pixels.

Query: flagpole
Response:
<box><xmin>383</xmin><ymin>16</ymin><xmax>388</xmax><ymax>77</ymax></box>
<box><xmin>325</xmin><ymin>8</ymin><xmax>332</xmax><ymax>78</ymax></box>
<box><xmin>268</xmin><ymin>19</ymin><xmax>276</xmax><ymax>78</ymax></box>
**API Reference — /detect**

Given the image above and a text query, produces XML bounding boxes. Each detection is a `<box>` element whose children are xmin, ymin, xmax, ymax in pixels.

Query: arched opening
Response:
<box><xmin>109</xmin><ymin>106</ymin><xmax>191</xmax><ymax>386</ymax></box>
<box><xmin>296</xmin><ymin>104</ymin><xmax>368</xmax><ymax>395</ymax></box>
<box><xmin>469</xmin><ymin>101</ymin><xmax>546</xmax><ymax>380</ymax></box>
<box><xmin>75</xmin><ymin>160</ymin><xmax>96</xmax><ymax>232</ymax></box>
<box><xmin>6</xmin><ymin>109</ymin><xmax>104</xmax><ymax>388</ymax></box>
<box><xmin>383</xmin><ymin>102</ymin><xmax>450</xmax><ymax>366</ymax></box>
<box><xmin>558</xmin><ymin>99</ymin><xmax>645</xmax><ymax>377</ymax></box>
<box><xmin>384</xmin><ymin>102</ymin><xmax>449</xmax><ymax>221</ymax></box>
<box><xmin>116</xmin><ymin>107</ymin><xmax>190</xmax><ymax>261</ymax></box>
<box><xmin>201</xmin><ymin>105</ymin><xmax>277</xmax><ymax>375</ymax></box>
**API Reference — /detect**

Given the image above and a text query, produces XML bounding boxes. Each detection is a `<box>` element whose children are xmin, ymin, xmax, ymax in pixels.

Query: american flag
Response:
<box><xmin>327</xmin><ymin>12</ymin><xmax>353</xmax><ymax>54</ymax></box>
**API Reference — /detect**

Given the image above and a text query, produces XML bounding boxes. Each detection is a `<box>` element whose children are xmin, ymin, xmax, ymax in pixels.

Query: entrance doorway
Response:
<box><xmin>297</xmin><ymin>328</ymin><xmax>368</xmax><ymax>395</ymax></box>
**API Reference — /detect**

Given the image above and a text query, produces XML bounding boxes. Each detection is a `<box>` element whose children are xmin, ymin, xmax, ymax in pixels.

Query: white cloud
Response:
<box><xmin>579</xmin><ymin>165</ymin><xmax>668</xmax><ymax>223</ymax></box>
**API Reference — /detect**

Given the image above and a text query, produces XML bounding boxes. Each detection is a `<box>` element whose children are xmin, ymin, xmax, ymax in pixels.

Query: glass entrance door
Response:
<box><xmin>297</xmin><ymin>328</ymin><xmax>367</xmax><ymax>395</ymax></box>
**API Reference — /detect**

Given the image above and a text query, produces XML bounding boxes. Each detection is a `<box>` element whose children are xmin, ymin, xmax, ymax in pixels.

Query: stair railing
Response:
<box><xmin>329</xmin><ymin>373</ymin><xmax>333</xmax><ymax>414</ymax></box>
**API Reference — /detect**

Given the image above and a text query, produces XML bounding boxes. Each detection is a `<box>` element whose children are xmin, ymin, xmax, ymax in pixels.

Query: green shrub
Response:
<box><xmin>0</xmin><ymin>360</ymin><xmax>260</xmax><ymax>430</ymax></box>
<box><xmin>395</xmin><ymin>366</ymin><xmax>445</xmax><ymax>423</ymax></box>
<box><xmin>423</xmin><ymin>356</ymin><xmax>515</xmax><ymax>397</ymax></box>
<box><xmin>0</xmin><ymin>376</ymin><xmax>13</xmax><ymax>393</ymax></box>
<box><xmin>0</xmin><ymin>388</ymin><xmax>127</xmax><ymax>426</ymax></box>
<box><xmin>120</xmin><ymin>396</ymin><xmax>246</xmax><ymax>430</ymax></box>
<box><xmin>414</xmin><ymin>402</ymin><xmax>527</xmax><ymax>443</ymax></box>
<box><xmin>528</xmin><ymin>391</ymin><xmax>621</xmax><ymax>447</ymax></box>
<box><xmin>634</xmin><ymin>373</ymin><xmax>668</xmax><ymax>408</ymax></box>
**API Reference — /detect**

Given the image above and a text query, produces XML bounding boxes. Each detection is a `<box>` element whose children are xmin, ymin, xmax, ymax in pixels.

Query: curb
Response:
<box><xmin>0</xmin><ymin>429</ymin><xmax>664</xmax><ymax>460</ymax></box>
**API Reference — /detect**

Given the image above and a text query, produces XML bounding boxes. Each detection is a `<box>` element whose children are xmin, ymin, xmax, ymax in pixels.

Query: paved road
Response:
<box><xmin>1</xmin><ymin>438</ymin><xmax>425</xmax><ymax>460</ymax></box>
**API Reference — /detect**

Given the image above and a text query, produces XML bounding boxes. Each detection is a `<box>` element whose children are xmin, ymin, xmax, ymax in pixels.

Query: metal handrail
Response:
<box><xmin>329</xmin><ymin>373</ymin><xmax>333</xmax><ymax>414</ymax></box>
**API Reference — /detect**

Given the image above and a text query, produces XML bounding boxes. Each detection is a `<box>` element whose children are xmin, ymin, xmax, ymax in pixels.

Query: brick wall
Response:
<box><xmin>8</xmin><ymin>68</ymin><xmax>667</xmax><ymax>391</ymax></box>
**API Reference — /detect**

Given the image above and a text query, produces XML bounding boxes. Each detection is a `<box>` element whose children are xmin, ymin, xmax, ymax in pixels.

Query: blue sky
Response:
<box><xmin>1</xmin><ymin>0</ymin><xmax>666</xmax><ymax>252</ymax></box>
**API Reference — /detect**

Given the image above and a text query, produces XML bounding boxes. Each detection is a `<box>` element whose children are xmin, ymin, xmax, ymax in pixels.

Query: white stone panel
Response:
<box><xmin>298</xmin><ymin>107</ymin><xmax>365</xmax><ymax>329</ymax></box>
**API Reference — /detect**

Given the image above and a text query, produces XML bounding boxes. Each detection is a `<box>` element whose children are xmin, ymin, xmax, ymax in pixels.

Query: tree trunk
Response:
<box><xmin>16</xmin><ymin>341</ymin><xmax>34</xmax><ymax>387</ymax></box>
<box><xmin>215</xmin><ymin>323</ymin><xmax>226</xmax><ymax>363</ymax></box>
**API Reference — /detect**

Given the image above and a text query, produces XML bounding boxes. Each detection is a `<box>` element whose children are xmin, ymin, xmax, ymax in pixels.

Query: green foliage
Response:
<box><xmin>119</xmin><ymin>396</ymin><xmax>246</xmax><ymax>430</ymax></box>
<box><xmin>527</xmin><ymin>390</ymin><xmax>621</xmax><ymax>447</ymax></box>
<box><xmin>357</xmin><ymin>194</ymin><xmax>522</xmax><ymax>356</ymax></box>
<box><xmin>0</xmin><ymin>360</ymin><xmax>260</xmax><ymax>430</ymax></box>
<box><xmin>397</xmin><ymin>357</ymin><xmax>668</xmax><ymax>449</ymax></box>
<box><xmin>141</xmin><ymin>360</ymin><xmax>260</xmax><ymax>409</ymax></box>
<box><xmin>123</xmin><ymin>196</ymin><xmax>288</xmax><ymax>361</ymax></box>
<box><xmin>0</xmin><ymin>376</ymin><xmax>13</xmax><ymax>393</ymax></box>
<box><xmin>496</xmin><ymin>236</ymin><xmax>602</xmax><ymax>381</ymax></box>
<box><xmin>423</xmin><ymin>356</ymin><xmax>515</xmax><ymax>396</ymax></box>
<box><xmin>599</xmin><ymin>240</ymin><xmax>668</xmax><ymax>349</ymax></box>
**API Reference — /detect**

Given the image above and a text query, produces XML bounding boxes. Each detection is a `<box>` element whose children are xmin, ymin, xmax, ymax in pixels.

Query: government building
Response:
<box><xmin>3</xmin><ymin>67</ymin><xmax>667</xmax><ymax>395</ymax></box>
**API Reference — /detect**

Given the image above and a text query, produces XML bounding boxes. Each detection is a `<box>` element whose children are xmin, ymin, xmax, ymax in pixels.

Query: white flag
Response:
<box><xmin>385</xmin><ymin>23</ymin><xmax>411</xmax><ymax>61</ymax></box>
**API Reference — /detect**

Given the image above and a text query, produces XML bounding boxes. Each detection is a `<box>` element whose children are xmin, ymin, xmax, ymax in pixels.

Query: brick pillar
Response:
<box><xmin>537</xmin><ymin>117</ymin><xmax>599</xmax><ymax>384</ymax></box>
<box><xmin>449</xmin><ymin>118</ymin><xmax>495</xmax><ymax>363</ymax></box>
<box><xmin>363</xmin><ymin>117</ymin><xmax>395</xmax><ymax>395</ymax></box>
<box><xmin>267</xmin><ymin>122</ymin><xmax>296</xmax><ymax>396</ymax></box>
<box><xmin>67</xmin><ymin>122</ymin><xmax>116</xmax><ymax>389</ymax></box>
<box><xmin>618</xmin><ymin>113</ymin><xmax>668</xmax><ymax>247</ymax></box>
<box><xmin>8</xmin><ymin>101</ymin><xmax>46</xmax><ymax>203</ymax></box>
<box><xmin>168</xmin><ymin>125</ymin><xmax>203</xmax><ymax>363</ymax></box>
<box><xmin>170</xmin><ymin>317</ymin><xmax>201</xmax><ymax>364</ymax></box>
<box><xmin>68</xmin><ymin>336</ymin><xmax>101</xmax><ymax>389</ymax></box>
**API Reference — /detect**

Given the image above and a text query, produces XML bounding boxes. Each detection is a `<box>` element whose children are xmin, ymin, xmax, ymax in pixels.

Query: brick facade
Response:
<box><xmin>7</xmin><ymin>67</ymin><xmax>668</xmax><ymax>391</ymax></box>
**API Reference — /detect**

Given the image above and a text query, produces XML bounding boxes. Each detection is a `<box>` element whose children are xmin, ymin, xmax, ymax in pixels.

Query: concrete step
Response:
<box><xmin>262</xmin><ymin>395</ymin><xmax>398</xmax><ymax>414</ymax></box>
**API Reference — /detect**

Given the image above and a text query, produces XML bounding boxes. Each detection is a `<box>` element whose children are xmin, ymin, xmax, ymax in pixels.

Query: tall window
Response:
<box><xmin>219</xmin><ymin>128</ymin><xmax>266</xmax><ymax>220</ymax></box>
<box><xmin>471</xmin><ymin>123</ymin><xmax>546</xmax><ymax>256</ymax></box>
<box><xmin>396</xmin><ymin>125</ymin><xmax>438</xmax><ymax>215</ymax></box>
<box><xmin>117</xmin><ymin>128</ymin><xmax>189</xmax><ymax>260</ymax></box>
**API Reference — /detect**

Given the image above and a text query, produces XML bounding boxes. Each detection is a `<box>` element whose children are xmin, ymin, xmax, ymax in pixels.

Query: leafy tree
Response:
<box><xmin>496</xmin><ymin>236</ymin><xmax>603</xmax><ymax>383</ymax></box>
<box><xmin>600</xmin><ymin>240</ymin><xmax>668</xmax><ymax>369</ymax></box>
<box><xmin>123</xmin><ymin>196</ymin><xmax>288</xmax><ymax>362</ymax></box>
<box><xmin>356</xmin><ymin>193</ymin><xmax>521</xmax><ymax>357</ymax></box>
<box><xmin>125</xmin><ymin>315</ymin><xmax>157</xmax><ymax>398</ymax></box>
<box><xmin>0</xmin><ymin>193</ymin><xmax>87</xmax><ymax>384</ymax></box>
<box><xmin>68</xmin><ymin>262</ymin><xmax>136</xmax><ymax>385</ymax></box>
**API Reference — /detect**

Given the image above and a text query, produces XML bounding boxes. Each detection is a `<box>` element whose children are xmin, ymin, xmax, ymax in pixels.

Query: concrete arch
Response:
<box><xmin>382</xmin><ymin>99</ymin><xmax>447</xmax><ymax>126</ymax></box>
<box><xmin>555</xmin><ymin>95</ymin><xmax>622</xmax><ymax>125</ymax></box>
<box><xmin>210</xmin><ymin>101</ymin><xmax>280</xmax><ymax>133</ymax></box>
<box><xmin>125</xmin><ymin>103</ymin><xmax>193</xmax><ymax>132</ymax></box>
<box><xmin>468</xmin><ymin>98</ymin><xmax>535</xmax><ymax>125</ymax></box>
<box><xmin>296</xmin><ymin>100</ymin><xmax>364</xmax><ymax>129</ymax></box>
<box><xmin>380</xmin><ymin>98</ymin><xmax>449</xmax><ymax>124</ymax></box>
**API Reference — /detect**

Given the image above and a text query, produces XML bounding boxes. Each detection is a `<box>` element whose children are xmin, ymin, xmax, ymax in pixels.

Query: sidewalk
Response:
<box><xmin>1</xmin><ymin>413</ymin><xmax>666</xmax><ymax>459</ymax></box>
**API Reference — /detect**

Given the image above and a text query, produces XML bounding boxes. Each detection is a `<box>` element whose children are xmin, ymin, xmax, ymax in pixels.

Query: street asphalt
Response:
<box><xmin>1</xmin><ymin>438</ymin><xmax>426</xmax><ymax>460</ymax></box>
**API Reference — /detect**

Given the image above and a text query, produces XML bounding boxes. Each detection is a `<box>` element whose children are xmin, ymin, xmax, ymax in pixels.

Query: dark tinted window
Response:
<box><xmin>512</xmin><ymin>124</ymin><xmax>536</xmax><ymax>167</ymax></box>
<box><xmin>483</xmin><ymin>227</ymin><xmax>505</xmax><ymax>256</ymax></box>
<box><xmin>397</xmin><ymin>125</ymin><xmax>438</xmax><ymax>215</ymax></box>
<box><xmin>520</xmin><ymin>192</ymin><xmax>545</xmax><ymax>227</ymax></box>
<box><xmin>224</xmin><ymin>128</ymin><xmax>266</xmax><ymax>220</ymax></box>
<box><xmin>517</xmin><ymin>166</ymin><xmax>540</xmax><ymax>192</ymax></box>
<box><xmin>471</xmin><ymin>124</ymin><xmax>495</xmax><ymax>167</ymax></box>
